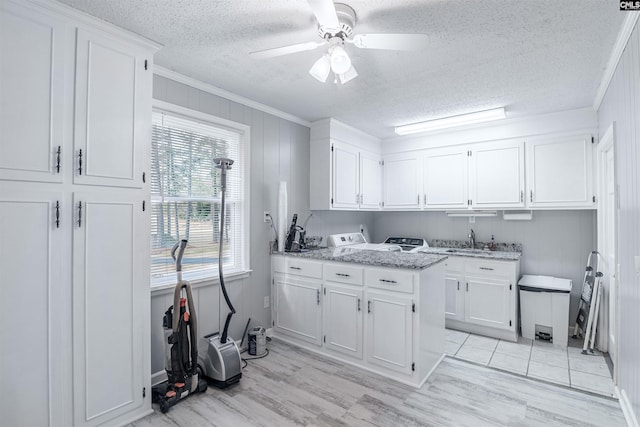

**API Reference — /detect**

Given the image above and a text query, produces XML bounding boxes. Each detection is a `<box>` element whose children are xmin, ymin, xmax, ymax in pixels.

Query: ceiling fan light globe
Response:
<box><xmin>309</xmin><ymin>54</ymin><xmax>331</xmax><ymax>82</ymax></box>
<box><xmin>330</xmin><ymin>45</ymin><xmax>351</xmax><ymax>74</ymax></box>
<box><xmin>339</xmin><ymin>65</ymin><xmax>358</xmax><ymax>84</ymax></box>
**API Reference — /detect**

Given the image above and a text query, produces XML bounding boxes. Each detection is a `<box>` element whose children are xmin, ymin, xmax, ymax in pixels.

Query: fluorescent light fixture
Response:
<box><xmin>309</xmin><ymin>54</ymin><xmax>331</xmax><ymax>82</ymax></box>
<box><xmin>338</xmin><ymin>65</ymin><xmax>358</xmax><ymax>84</ymax></box>
<box><xmin>395</xmin><ymin>108</ymin><xmax>506</xmax><ymax>135</ymax></box>
<box><xmin>445</xmin><ymin>210</ymin><xmax>497</xmax><ymax>217</ymax></box>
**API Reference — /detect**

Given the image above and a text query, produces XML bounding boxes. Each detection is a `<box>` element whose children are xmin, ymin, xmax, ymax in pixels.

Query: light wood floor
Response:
<box><xmin>131</xmin><ymin>339</ymin><xmax>626</xmax><ymax>426</ymax></box>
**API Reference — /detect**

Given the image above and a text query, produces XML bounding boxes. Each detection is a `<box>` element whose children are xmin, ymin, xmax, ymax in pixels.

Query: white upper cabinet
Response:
<box><xmin>383</xmin><ymin>152</ymin><xmax>421</xmax><ymax>209</ymax></box>
<box><xmin>0</xmin><ymin>2</ymin><xmax>69</xmax><ymax>183</ymax></box>
<box><xmin>74</xmin><ymin>28</ymin><xmax>152</xmax><ymax>188</ymax></box>
<box><xmin>526</xmin><ymin>135</ymin><xmax>594</xmax><ymax>208</ymax></box>
<box><xmin>359</xmin><ymin>150</ymin><xmax>382</xmax><ymax>210</ymax></box>
<box><xmin>469</xmin><ymin>140</ymin><xmax>525</xmax><ymax>208</ymax></box>
<box><xmin>332</xmin><ymin>143</ymin><xmax>360</xmax><ymax>209</ymax></box>
<box><xmin>423</xmin><ymin>146</ymin><xmax>468</xmax><ymax>208</ymax></box>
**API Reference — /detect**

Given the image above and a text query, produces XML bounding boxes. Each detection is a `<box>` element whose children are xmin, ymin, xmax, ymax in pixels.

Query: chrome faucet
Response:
<box><xmin>468</xmin><ymin>229</ymin><xmax>476</xmax><ymax>249</ymax></box>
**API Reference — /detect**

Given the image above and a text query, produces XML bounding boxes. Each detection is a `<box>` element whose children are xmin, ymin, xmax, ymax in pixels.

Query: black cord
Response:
<box><xmin>240</xmin><ymin>348</ymin><xmax>270</xmax><ymax>369</ymax></box>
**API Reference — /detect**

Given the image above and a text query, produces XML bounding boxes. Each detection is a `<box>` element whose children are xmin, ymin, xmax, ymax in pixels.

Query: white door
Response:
<box><xmin>72</xmin><ymin>191</ymin><xmax>147</xmax><ymax>426</ymax></box>
<box><xmin>465</xmin><ymin>276</ymin><xmax>511</xmax><ymax>330</ymax></box>
<box><xmin>274</xmin><ymin>274</ymin><xmax>323</xmax><ymax>346</ymax></box>
<box><xmin>423</xmin><ymin>146</ymin><xmax>468</xmax><ymax>209</ymax></box>
<box><xmin>332</xmin><ymin>143</ymin><xmax>359</xmax><ymax>208</ymax></box>
<box><xmin>444</xmin><ymin>273</ymin><xmax>465</xmax><ymax>321</ymax></box>
<box><xmin>526</xmin><ymin>135</ymin><xmax>594</xmax><ymax>207</ymax></box>
<box><xmin>0</xmin><ymin>2</ymin><xmax>69</xmax><ymax>183</ymax></box>
<box><xmin>359</xmin><ymin>151</ymin><xmax>382</xmax><ymax>210</ymax></box>
<box><xmin>366</xmin><ymin>291</ymin><xmax>413</xmax><ymax>375</ymax></box>
<box><xmin>597</xmin><ymin>124</ymin><xmax>617</xmax><ymax>371</ymax></box>
<box><xmin>323</xmin><ymin>284</ymin><xmax>363</xmax><ymax>359</ymax></box>
<box><xmin>0</xmin><ymin>189</ymin><xmax>68</xmax><ymax>426</ymax></box>
<box><xmin>470</xmin><ymin>141</ymin><xmax>525</xmax><ymax>208</ymax></box>
<box><xmin>74</xmin><ymin>28</ymin><xmax>151</xmax><ymax>188</ymax></box>
<box><xmin>383</xmin><ymin>153</ymin><xmax>421</xmax><ymax>209</ymax></box>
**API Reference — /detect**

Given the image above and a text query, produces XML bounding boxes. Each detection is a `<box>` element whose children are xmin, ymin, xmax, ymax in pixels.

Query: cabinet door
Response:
<box><xmin>72</xmin><ymin>191</ymin><xmax>148</xmax><ymax>426</ymax></box>
<box><xmin>366</xmin><ymin>291</ymin><xmax>413</xmax><ymax>375</ymax></box>
<box><xmin>526</xmin><ymin>135</ymin><xmax>594</xmax><ymax>208</ymax></box>
<box><xmin>324</xmin><ymin>284</ymin><xmax>363</xmax><ymax>359</ymax></box>
<box><xmin>470</xmin><ymin>141</ymin><xmax>525</xmax><ymax>208</ymax></box>
<box><xmin>0</xmin><ymin>2</ymin><xmax>69</xmax><ymax>183</ymax></box>
<box><xmin>0</xmin><ymin>190</ymin><xmax>68</xmax><ymax>426</ymax></box>
<box><xmin>74</xmin><ymin>28</ymin><xmax>151</xmax><ymax>188</ymax></box>
<box><xmin>383</xmin><ymin>153</ymin><xmax>421</xmax><ymax>209</ymax></box>
<box><xmin>274</xmin><ymin>273</ymin><xmax>323</xmax><ymax>346</ymax></box>
<box><xmin>423</xmin><ymin>146</ymin><xmax>468</xmax><ymax>208</ymax></box>
<box><xmin>464</xmin><ymin>276</ymin><xmax>511</xmax><ymax>330</ymax></box>
<box><xmin>444</xmin><ymin>273</ymin><xmax>464</xmax><ymax>321</ymax></box>
<box><xmin>332</xmin><ymin>143</ymin><xmax>359</xmax><ymax>208</ymax></box>
<box><xmin>359</xmin><ymin>151</ymin><xmax>382</xmax><ymax>210</ymax></box>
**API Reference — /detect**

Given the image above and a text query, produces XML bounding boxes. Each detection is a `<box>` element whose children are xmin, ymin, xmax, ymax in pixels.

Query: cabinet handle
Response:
<box><xmin>336</xmin><ymin>273</ymin><xmax>350</xmax><ymax>278</ymax></box>
<box><xmin>379</xmin><ymin>279</ymin><xmax>397</xmax><ymax>284</ymax></box>
<box><xmin>520</xmin><ymin>190</ymin><xmax>523</xmax><ymax>202</ymax></box>
<box><xmin>55</xmin><ymin>201</ymin><xmax>60</xmax><ymax>228</ymax></box>
<box><xmin>457</xmin><ymin>281</ymin><xmax>459</xmax><ymax>291</ymax></box>
<box><xmin>78</xmin><ymin>149</ymin><xmax>83</xmax><ymax>175</ymax></box>
<box><xmin>356</xmin><ymin>193</ymin><xmax>359</xmax><ymax>204</ymax></box>
<box><xmin>417</xmin><ymin>194</ymin><xmax>420</xmax><ymax>204</ymax></box>
<box><xmin>142</xmin><ymin>172</ymin><xmax>146</xmax><ymax>183</ymax></box>
<box><xmin>77</xmin><ymin>201</ymin><xmax>82</xmax><ymax>227</ymax></box>
<box><xmin>367</xmin><ymin>300</ymin><xmax>371</xmax><ymax>314</ymax></box>
<box><xmin>317</xmin><ymin>289</ymin><xmax>320</xmax><ymax>305</ymax></box>
<box><xmin>530</xmin><ymin>190</ymin><xmax>533</xmax><ymax>203</ymax></box>
<box><xmin>466</xmin><ymin>282</ymin><xmax>469</xmax><ymax>292</ymax></box>
<box><xmin>357</xmin><ymin>298</ymin><xmax>361</xmax><ymax>312</ymax></box>
<box><xmin>289</xmin><ymin>266</ymin><xmax>301</xmax><ymax>270</ymax></box>
<box><xmin>479</xmin><ymin>267</ymin><xmax>494</xmax><ymax>271</ymax></box>
<box><xmin>56</xmin><ymin>146</ymin><xmax>61</xmax><ymax>173</ymax></box>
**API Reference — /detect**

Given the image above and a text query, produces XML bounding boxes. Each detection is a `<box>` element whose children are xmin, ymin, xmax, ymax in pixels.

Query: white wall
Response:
<box><xmin>371</xmin><ymin>210</ymin><xmax>596</xmax><ymax>321</ymax></box>
<box><xmin>597</xmin><ymin>19</ymin><xmax>640</xmax><ymax>421</ymax></box>
<box><xmin>149</xmin><ymin>73</ymin><xmax>374</xmax><ymax>377</ymax></box>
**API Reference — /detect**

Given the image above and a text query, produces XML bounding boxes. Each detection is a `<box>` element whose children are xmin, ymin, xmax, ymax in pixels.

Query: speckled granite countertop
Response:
<box><xmin>418</xmin><ymin>247</ymin><xmax>521</xmax><ymax>261</ymax></box>
<box><xmin>279</xmin><ymin>248</ymin><xmax>447</xmax><ymax>270</ymax></box>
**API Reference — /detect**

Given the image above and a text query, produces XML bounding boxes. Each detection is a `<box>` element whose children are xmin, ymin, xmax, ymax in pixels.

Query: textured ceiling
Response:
<box><xmin>58</xmin><ymin>0</ymin><xmax>624</xmax><ymax>138</ymax></box>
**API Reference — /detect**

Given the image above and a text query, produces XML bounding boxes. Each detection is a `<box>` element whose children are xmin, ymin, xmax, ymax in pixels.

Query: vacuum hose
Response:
<box><xmin>215</xmin><ymin>158</ymin><xmax>235</xmax><ymax>344</ymax></box>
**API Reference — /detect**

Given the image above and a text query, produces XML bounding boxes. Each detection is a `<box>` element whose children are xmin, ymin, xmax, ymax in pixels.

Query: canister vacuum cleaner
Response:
<box><xmin>197</xmin><ymin>158</ymin><xmax>243</xmax><ymax>387</ymax></box>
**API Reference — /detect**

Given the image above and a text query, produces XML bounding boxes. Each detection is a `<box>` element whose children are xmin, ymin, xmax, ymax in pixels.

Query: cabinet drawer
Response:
<box><xmin>324</xmin><ymin>263</ymin><xmax>363</xmax><ymax>286</ymax></box>
<box><xmin>273</xmin><ymin>257</ymin><xmax>322</xmax><ymax>278</ymax></box>
<box><xmin>465</xmin><ymin>259</ymin><xmax>515</xmax><ymax>277</ymax></box>
<box><xmin>444</xmin><ymin>256</ymin><xmax>464</xmax><ymax>272</ymax></box>
<box><xmin>365</xmin><ymin>268</ymin><xmax>414</xmax><ymax>293</ymax></box>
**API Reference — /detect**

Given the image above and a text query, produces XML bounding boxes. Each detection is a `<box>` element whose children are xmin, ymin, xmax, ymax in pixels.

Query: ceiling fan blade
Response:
<box><xmin>351</xmin><ymin>34</ymin><xmax>429</xmax><ymax>51</ymax></box>
<box><xmin>250</xmin><ymin>41</ymin><xmax>325</xmax><ymax>59</ymax></box>
<box><xmin>307</xmin><ymin>0</ymin><xmax>340</xmax><ymax>29</ymax></box>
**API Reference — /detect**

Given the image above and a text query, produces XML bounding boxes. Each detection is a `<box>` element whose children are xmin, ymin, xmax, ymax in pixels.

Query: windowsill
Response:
<box><xmin>150</xmin><ymin>269</ymin><xmax>252</xmax><ymax>295</ymax></box>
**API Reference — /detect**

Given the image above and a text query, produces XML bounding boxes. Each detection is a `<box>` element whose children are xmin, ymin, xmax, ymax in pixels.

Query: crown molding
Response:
<box><xmin>154</xmin><ymin>66</ymin><xmax>311</xmax><ymax>128</ymax></box>
<box><xmin>593</xmin><ymin>12</ymin><xmax>639</xmax><ymax>111</ymax></box>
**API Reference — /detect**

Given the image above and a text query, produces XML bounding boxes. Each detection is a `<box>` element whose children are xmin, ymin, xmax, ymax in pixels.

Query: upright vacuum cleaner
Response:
<box><xmin>197</xmin><ymin>158</ymin><xmax>243</xmax><ymax>387</ymax></box>
<box><xmin>153</xmin><ymin>240</ymin><xmax>207</xmax><ymax>413</ymax></box>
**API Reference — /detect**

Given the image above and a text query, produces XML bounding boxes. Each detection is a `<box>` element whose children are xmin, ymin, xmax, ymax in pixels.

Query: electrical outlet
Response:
<box><xmin>264</xmin><ymin>296</ymin><xmax>270</xmax><ymax>308</ymax></box>
<box><xmin>263</xmin><ymin>211</ymin><xmax>270</xmax><ymax>223</ymax></box>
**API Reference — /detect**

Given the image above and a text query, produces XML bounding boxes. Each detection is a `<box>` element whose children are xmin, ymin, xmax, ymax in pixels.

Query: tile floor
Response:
<box><xmin>445</xmin><ymin>328</ymin><xmax>616</xmax><ymax>397</ymax></box>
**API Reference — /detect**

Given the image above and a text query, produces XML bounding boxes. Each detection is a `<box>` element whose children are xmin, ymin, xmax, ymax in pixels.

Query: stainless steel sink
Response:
<box><xmin>445</xmin><ymin>248</ymin><xmax>493</xmax><ymax>254</ymax></box>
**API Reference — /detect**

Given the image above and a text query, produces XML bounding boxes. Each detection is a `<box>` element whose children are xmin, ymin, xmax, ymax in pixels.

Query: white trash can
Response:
<box><xmin>518</xmin><ymin>275</ymin><xmax>572</xmax><ymax>347</ymax></box>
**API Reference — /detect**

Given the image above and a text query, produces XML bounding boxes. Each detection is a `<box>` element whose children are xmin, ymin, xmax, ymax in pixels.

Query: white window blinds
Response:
<box><xmin>151</xmin><ymin>109</ymin><xmax>246</xmax><ymax>285</ymax></box>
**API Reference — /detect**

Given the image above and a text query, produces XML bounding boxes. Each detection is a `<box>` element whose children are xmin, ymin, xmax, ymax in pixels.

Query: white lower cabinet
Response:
<box><xmin>274</xmin><ymin>272</ymin><xmax>323</xmax><ymax>346</ymax></box>
<box><xmin>324</xmin><ymin>283</ymin><xmax>363</xmax><ymax>358</ymax></box>
<box><xmin>445</xmin><ymin>256</ymin><xmax>520</xmax><ymax>341</ymax></box>
<box><xmin>272</xmin><ymin>255</ymin><xmax>445</xmax><ymax>387</ymax></box>
<box><xmin>365</xmin><ymin>291</ymin><xmax>413</xmax><ymax>375</ymax></box>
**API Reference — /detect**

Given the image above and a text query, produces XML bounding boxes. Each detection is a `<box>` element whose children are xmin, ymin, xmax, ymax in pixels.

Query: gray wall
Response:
<box><xmin>597</xmin><ymin>20</ymin><xmax>640</xmax><ymax>418</ymax></box>
<box><xmin>371</xmin><ymin>210</ymin><xmax>596</xmax><ymax>322</ymax></box>
<box><xmin>150</xmin><ymin>74</ymin><xmax>374</xmax><ymax>377</ymax></box>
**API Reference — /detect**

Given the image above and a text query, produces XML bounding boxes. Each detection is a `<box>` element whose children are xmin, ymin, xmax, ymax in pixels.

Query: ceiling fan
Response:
<box><xmin>249</xmin><ymin>0</ymin><xmax>429</xmax><ymax>84</ymax></box>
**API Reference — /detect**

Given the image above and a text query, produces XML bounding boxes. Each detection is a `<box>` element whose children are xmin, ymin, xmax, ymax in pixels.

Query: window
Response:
<box><xmin>151</xmin><ymin>102</ymin><xmax>248</xmax><ymax>286</ymax></box>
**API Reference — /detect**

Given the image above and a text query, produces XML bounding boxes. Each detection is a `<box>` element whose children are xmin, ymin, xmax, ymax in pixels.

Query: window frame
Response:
<box><xmin>150</xmin><ymin>99</ymin><xmax>251</xmax><ymax>288</ymax></box>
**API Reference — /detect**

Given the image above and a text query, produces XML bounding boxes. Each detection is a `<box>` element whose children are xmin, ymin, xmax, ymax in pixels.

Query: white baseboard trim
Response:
<box><xmin>620</xmin><ymin>388</ymin><xmax>639</xmax><ymax>427</ymax></box>
<box><xmin>151</xmin><ymin>370</ymin><xmax>167</xmax><ymax>387</ymax></box>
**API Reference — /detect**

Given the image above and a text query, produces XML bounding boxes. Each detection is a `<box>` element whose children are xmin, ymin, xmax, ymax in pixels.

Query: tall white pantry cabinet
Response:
<box><xmin>0</xmin><ymin>1</ymin><xmax>160</xmax><ymax>426</ymax></box>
